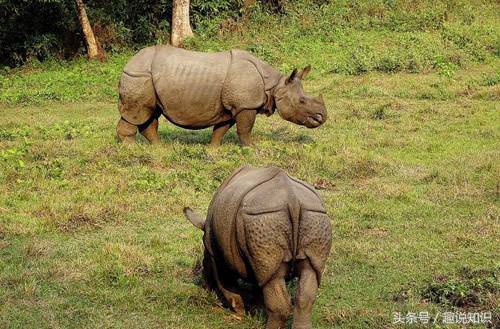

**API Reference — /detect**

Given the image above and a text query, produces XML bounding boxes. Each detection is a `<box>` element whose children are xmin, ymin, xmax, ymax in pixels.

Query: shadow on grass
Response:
<box><xmin>259</xmin><ymin>126</ymin><xmax>315</xmax><ymax>144</ymax></box>
<box><xmin>191</xmin><ymin>257</ymin><xmax>266</xmax><ymax>317</ymax></box>
<box><xmin>192</xmin><ymin>257</ymin><xmax>305</xmax><ymax>326</ymax></box>
<box><xmin>158</xmin><ymin>125</ymin><xmax>315</xmax><ymax>145</ymax></box>
<box><xmin>158</xmin><ymin>127</ymin><xmax>239</xmax><ymax>145</ymax></box>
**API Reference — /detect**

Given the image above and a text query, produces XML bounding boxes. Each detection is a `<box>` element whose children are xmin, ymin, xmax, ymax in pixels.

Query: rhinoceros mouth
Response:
<box><xmin>304</xmin><ymin>113</ymin><xmax>324</xmax><ymax>128</ymax></box>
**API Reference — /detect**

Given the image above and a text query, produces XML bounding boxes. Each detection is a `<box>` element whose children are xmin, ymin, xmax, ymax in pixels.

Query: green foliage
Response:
<box><xmin>371</xmin><ymin>104</ymin><xmax>391</xmax><ymax>120</ymax></box>
<box><xmin>436</xmin><ymin>60</ymin><xmax>458</xmax><ymax>78</ymax></box>
<box><xmin>191</xmin><ymin>0</ymin><xmax>242</xmax><ymax>29</ymax></box>
<box><xmin>0</xmin><ymin>3</ymin><xmax>498</xmax><ymax>326</ymax></box>
<box><xmin>38</xmin><ymin>121</ymin><xmax>94</xmax><ymax>140</ymax></box>
<box><xmin>0</xmin><ymin>0</ymin><xmax>243</xmax><ymax>66</ymax></box>
<box><xmin>0</xmin><ymin>0</ymin><xmax>79</xmax><ymax>66</ymax></box>
<box><xmin>421</xmin><ymin>267</ymin><xmax>499</xmax><ymax>309</ymax></box>
<box><xmin>0</xmin><ymin>138</ymin><xmax>32</xmax><ymax>170</ymax></box>
<box><xmin>0</xmin><ymin>126</ymin><xmax>31</xmax><ymax>140</ymax></box>
<box><xmin>130</xmin><ymin>167</ymin><xmax>169</xmax><ymax>192</ymax></box>
<box><xmin>87</xmin><ymin>0</ymin><xmax>173</xmax><ymax>46</ymax></box>
<box><xmin>480</xmin><ymin>72</ymin><xmax>500</xmax><ymax>86</ymax></box>
<box><xmin>0</xmin><ymin>146</ymin><xmax>27</xmax><ymax>169</ymax></box>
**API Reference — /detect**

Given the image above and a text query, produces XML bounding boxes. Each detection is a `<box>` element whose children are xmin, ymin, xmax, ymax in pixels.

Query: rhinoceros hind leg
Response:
<box><xmin>209</xmin><ymin>119</ymin><xmax>235</xmax><ymax>147</ymax></box>
<box><xmin>291</xmin><ymin>259</ymin><xmax>318</xmax><ymax>329</ymax></box>
<box><xmin>138</xmin><ymin>111</ymin><xmax>161</xmax><ymax>144</ymax></box>
<box><xmin>116</xmin><ymin>118</ymin><xmax>138</xmax><ymax>143</ymax></box>
<box><xmin>263</xmin><ymin>262</ymin><xmax>292</xmax><ymax>329</ymax></box>
<box><xmin>118</xmin><ymin>73</ymin><xmax>156</xmax><ymax>126</ymax></box>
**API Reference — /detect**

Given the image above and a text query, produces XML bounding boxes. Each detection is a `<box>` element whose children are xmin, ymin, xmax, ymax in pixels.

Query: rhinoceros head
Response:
<box><xmin>274</xmin><ymin>65</ymin><xmax>327</xmax><ymax>128</ymax></box>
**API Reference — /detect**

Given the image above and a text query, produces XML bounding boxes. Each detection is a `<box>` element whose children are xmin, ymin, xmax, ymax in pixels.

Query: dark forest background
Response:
<box><xmin>1</xmin><ymin>0</ymin><xmax>260</xmax><ymax>66</ymax></box>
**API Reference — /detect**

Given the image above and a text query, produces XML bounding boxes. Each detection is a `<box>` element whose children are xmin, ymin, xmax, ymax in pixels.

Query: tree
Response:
<box><xmin>171</xmin><ymin>0</ymin><xmax>193</xmax><ymax>47</ymax></box>
<box><xmin>75</xmin><ymin>0</ymin><xmax>99</xmax><ymax>59</ymax></box>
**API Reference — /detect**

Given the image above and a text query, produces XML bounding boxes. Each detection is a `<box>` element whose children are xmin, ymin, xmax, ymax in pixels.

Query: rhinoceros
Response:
<box><xmin>183</xmin><ymin>166</ymin><xmax>332</xmax><ymax>329</ymax></box>
<box><xmin>116</xmin><ymin>45</ymin><xmax>327</xmax><ymax>146</ymax></box>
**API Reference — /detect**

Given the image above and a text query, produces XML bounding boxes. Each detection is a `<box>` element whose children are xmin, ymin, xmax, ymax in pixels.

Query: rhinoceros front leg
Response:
<box><xmin>138</xmin><ymin>116</ymin><xmax>160</xmax><ymax>144</ymax></box>
<box><xmin>292</xmin><ymin>259</ymin><xmax>318</xmax><ymax>329</ymax></box>
<box><xmin>116</xmin><ymin>118</ymin><xmax>138</xmax><ymax>143</ymax></box>
<box><xmin>263</xmin><ymin>262</ymin><xmax>292</xmax><ymax>329</ymax></box>
<box><xmin>209</xmin><ymin>119</ymin><xmax>235</xmax><ymax>147</ymax></box>
<box><xmin>235</xmin><ymin>110</ymin><xmax>257</xmax><ymax>146</ymax></box>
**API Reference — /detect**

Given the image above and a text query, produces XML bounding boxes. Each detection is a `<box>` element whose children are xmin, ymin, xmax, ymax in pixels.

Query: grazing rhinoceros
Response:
<box><xmin>117</xmin><ymin>45</ymin><xmax>327</xmax><ymax>146</ymax></box>
<box><xmin>183</xmin><ymin>166</ymin><xmax>332</xmax><ymax>329</ymax></box>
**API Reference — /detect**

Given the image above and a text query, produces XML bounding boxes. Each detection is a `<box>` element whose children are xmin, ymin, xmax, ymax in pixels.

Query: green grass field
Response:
<box><xmin>0</xmin><ymin>53</ymin><xmax>498</xmax><ymax>328</ymax></box>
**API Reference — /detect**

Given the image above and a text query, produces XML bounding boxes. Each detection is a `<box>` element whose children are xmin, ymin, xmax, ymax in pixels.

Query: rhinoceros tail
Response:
<box><xmin>183</xmin><ymin>207</ymin><xmax>206</xmax><ymax>231</ymax></box>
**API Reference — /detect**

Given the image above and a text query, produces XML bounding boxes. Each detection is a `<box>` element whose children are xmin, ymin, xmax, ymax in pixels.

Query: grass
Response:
<box><xmin>0</xmin><ymin>54</ymin><xmax>132</xmax><ymax>106</ymax></box>
<box><xmin>0</xmin><ymin>53</ymin><xmax>499</xmax><ymax>328</ymax></box>
<box><xmin>187</xmin><ymin>0</ymin><xmax>500</xmax><ymax>75</ymax></box>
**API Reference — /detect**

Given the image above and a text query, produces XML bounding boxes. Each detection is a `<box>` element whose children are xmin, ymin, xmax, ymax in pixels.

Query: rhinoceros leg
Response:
<box><xmin>235</xmin><ymin>110</ymin><xmax>257</xmax><ymax>146</ymax></box>
<box><xmin>117</xmin><ymin>71</ymin><xmax>157</xmax><ymax>144</ymax></box>
<box><xmin>209</xmin><ymin>119</ymin><xmax>235</xmax><ymax>147</ymax></box>
<box><xmin>138</xmin><ymin>112</ymin><xmax>161</xmax><ymax>144</ymax></box>
<box><xmin>116</xmin><ymin>118</ymin><xmax>138</xmax><ymax>143</ymax></box>
<box><xmin>205</xmin><ymin>253</ymin><xmax>245</xmax><ymax>314</ymax></box>
<box><xmin>262</xmin><ymin>262</ymin><xmax>292</xmax><ymax>329</ymax></box>
<box><xmin>291</xmin><ymin>259</ymin><xmax>318</xmax><ymax>329</ymax></box>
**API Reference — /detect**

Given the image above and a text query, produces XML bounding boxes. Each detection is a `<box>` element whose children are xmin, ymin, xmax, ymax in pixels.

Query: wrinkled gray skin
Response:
<box><xmin>116</xmin><ymin>45</ymin><xmax>327</xmax><ymax>146</ymax></box>
<box><xmin>184</xmin><ymin>166</ymin><xmax>332</xmax><ymax>329</ymax></box>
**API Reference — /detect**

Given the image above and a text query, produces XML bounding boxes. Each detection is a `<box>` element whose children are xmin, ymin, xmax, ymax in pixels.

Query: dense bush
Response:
<box><xmin>0</xmin><ymin>0</ymin><xmax>243</xmax><ymax>67</ymax></box>
<box><xmin>0</xmin><ymin>1</ymin><xmax>79</xmax><ymax>66</ymax></box>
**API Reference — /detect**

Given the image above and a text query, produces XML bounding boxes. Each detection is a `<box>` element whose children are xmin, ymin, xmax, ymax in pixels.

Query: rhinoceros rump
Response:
<box><xmin>116</xmin><ymin>46</ymin><xmax>327</xmax><ymax>146</ymax></box>
<box><xmin>184</xmin><ymin>166</ymin><xmax>332</xmax><ymax>329</ymax></box>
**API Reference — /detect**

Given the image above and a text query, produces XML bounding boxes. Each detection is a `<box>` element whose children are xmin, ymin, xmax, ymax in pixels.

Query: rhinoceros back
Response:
<box><xmin>151</xmin><ymin>46</ymin><xmax>231</xmax><ymax>128</ymax></box>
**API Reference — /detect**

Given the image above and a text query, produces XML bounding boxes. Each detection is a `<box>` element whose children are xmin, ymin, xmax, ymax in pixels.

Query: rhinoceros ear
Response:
<box><xmin>297</xmin><ymin>65</ymin><xmax>311</xmax><ymax>80</ymax></box>
<box><xmin>183</xmin><ymin>207</ymin><xmax>205</xmax><ymax>231</ymax></box>
<box><xmin>286</xmin><ymin>68</ymin><xmax>298</xmax><ymax>85</ymax></box>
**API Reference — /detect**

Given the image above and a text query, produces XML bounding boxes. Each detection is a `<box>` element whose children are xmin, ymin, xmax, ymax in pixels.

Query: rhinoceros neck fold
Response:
<box><xmin>261</xmin><ymin>90</ymin><xmax>276</xmax><ymax>116</ymax></box>
<box><xmin>273</xmin><ymin>78</ymin><xmax>291</xmax><ymax>119</ymax></box>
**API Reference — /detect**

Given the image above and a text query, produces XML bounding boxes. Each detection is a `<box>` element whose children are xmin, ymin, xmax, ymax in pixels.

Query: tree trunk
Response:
<box><xmin>171</xmin><ymin>0</ymin><xmax>193</xmax><ymax>47</ymax></box>
<box><xmin>75</xmin><ymin>0</ymin><xmax>99</xmax><ymax>59</ymax></box>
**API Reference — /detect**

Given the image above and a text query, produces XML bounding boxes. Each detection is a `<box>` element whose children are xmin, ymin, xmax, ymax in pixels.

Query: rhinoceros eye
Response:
<box><xmin>299</xmin><ymin>96</ymin><xmax>306</xmax><ymax>104</ymax></box>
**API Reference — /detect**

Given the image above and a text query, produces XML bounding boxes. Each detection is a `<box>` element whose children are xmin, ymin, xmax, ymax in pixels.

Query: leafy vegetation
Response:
<box><xmin>421</xmin><ymin>267</ymin><xmax>499</xmax><ymax>309</ymax></box>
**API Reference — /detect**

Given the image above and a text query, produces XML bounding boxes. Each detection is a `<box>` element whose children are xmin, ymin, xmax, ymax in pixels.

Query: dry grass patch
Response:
<box><xmin>36</xmin><ymin>204</ymin><xmax>123</xmax><ymax>233</ymax></box>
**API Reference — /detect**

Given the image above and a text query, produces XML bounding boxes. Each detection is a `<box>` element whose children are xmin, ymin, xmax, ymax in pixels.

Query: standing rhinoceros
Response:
<box><xmin>183</xmin><ymin>166</ymin><xmax>332</xmax><ymax>329</ymax></box>
<box><xmin>117</xmin><ymin>45</ymin><xmax>327</xmax><ymax>146</ymax></box>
